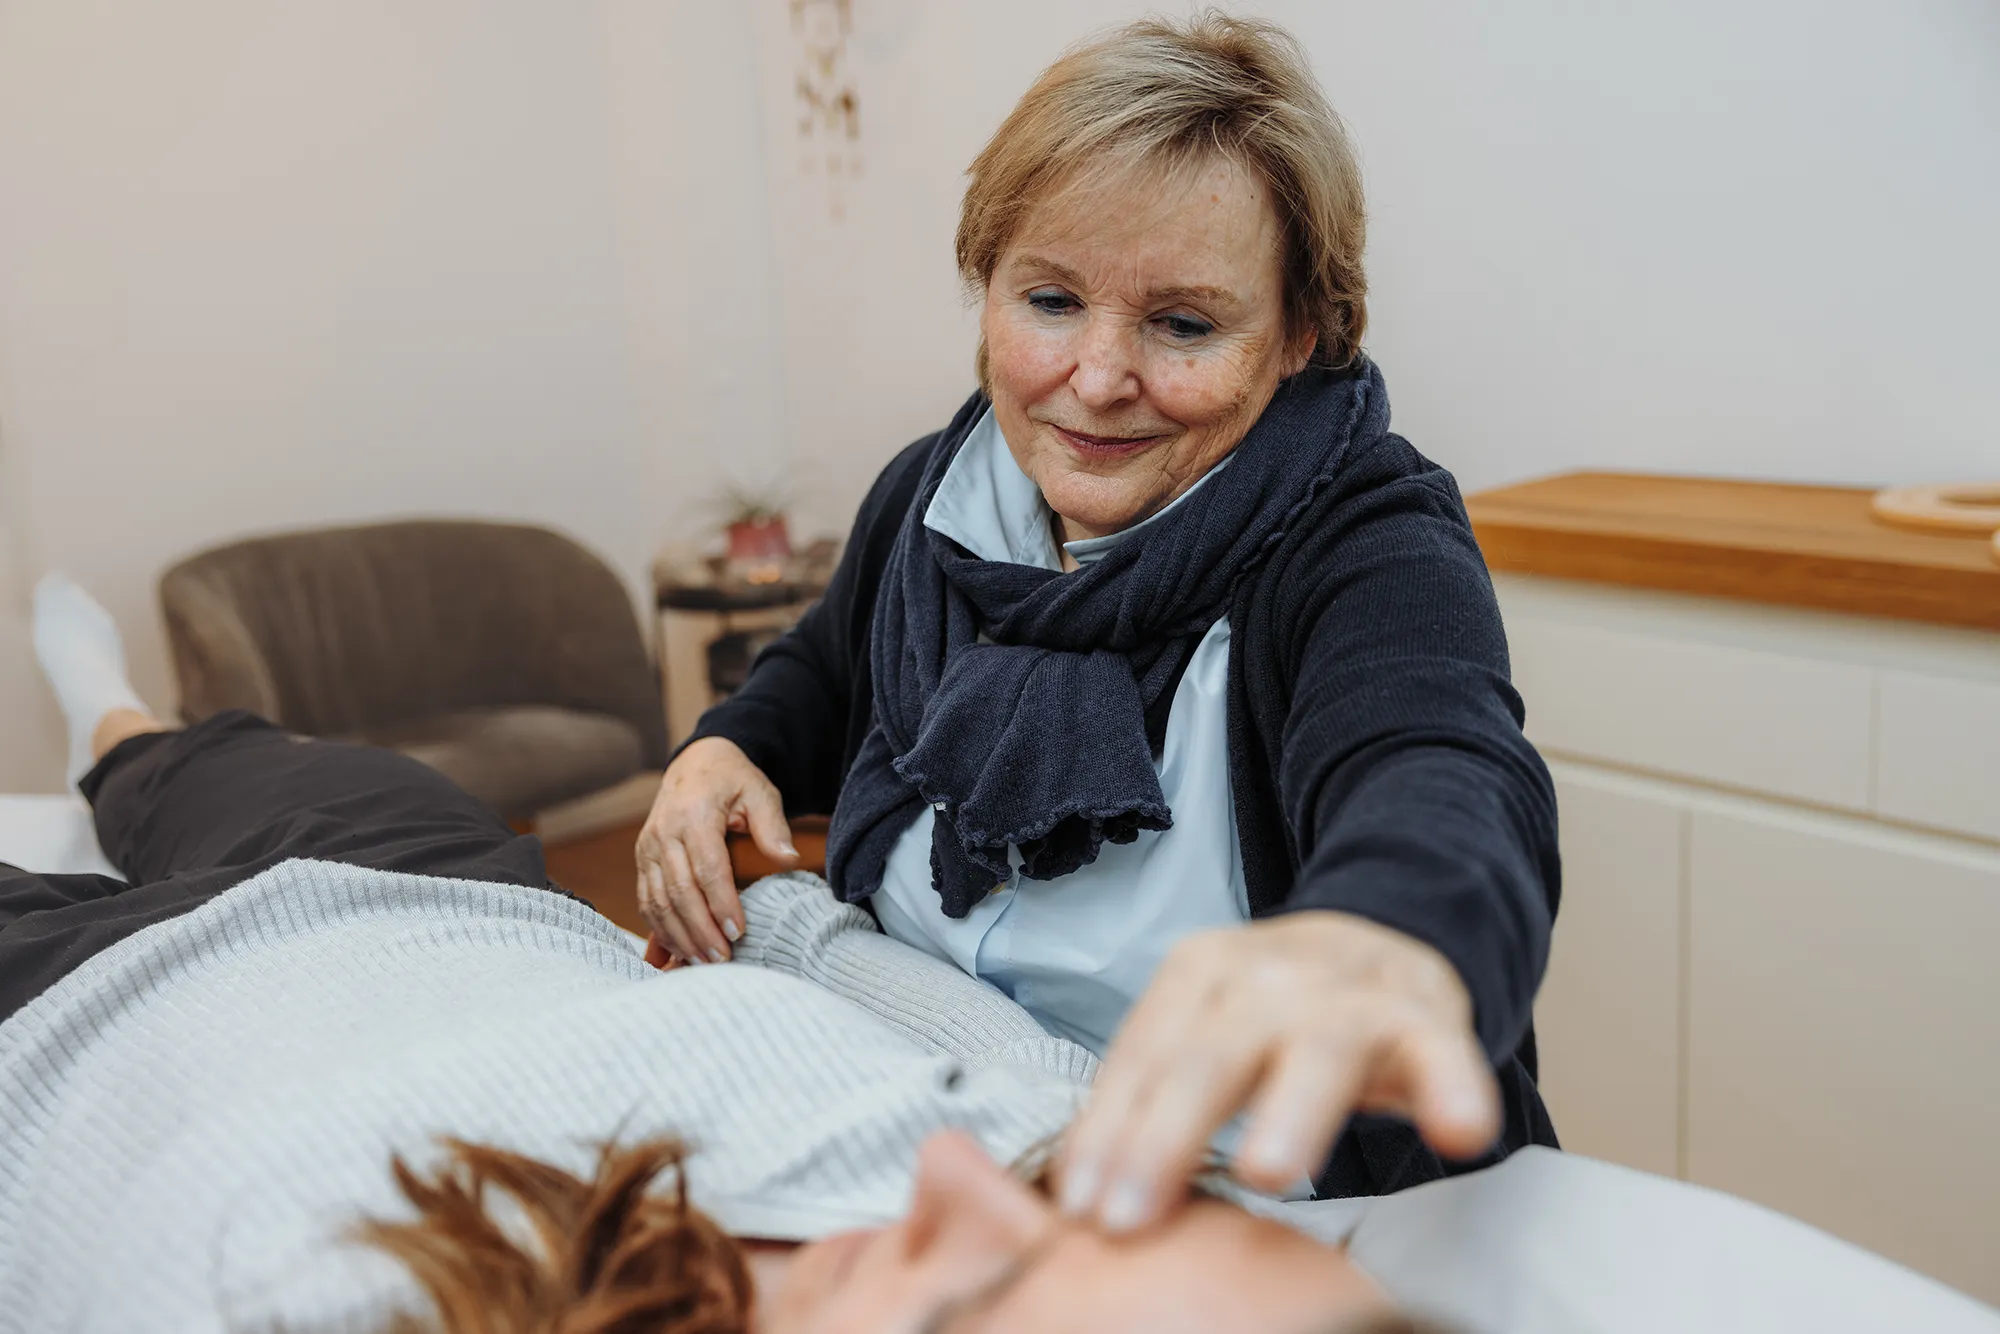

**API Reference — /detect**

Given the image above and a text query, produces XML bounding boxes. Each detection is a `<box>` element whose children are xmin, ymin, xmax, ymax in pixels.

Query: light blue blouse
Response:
<box><xmin>870</xmin><ymin>407</ymin><xmax>1248</xmax><ymax>1059</ymax></box>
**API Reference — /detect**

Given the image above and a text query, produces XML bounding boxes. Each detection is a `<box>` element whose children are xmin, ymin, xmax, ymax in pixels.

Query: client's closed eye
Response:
<box><xmin>912</xmin><ymin>1229</ymin><xmax>1061</xmax><ymax>1334</ymax></box>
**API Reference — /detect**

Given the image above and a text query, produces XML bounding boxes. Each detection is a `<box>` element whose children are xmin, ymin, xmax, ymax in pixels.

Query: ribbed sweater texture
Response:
<box><xmin>0</xmin><ymin>863</ymin><xmax>1095</xmax><ymax>1332</ymax></box>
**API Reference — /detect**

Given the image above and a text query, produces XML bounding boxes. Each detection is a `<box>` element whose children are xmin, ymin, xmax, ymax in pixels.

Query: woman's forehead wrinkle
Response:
<box><xmin>1024</xmin><ymin>158</ymin><xmax>1261</xmax><ymax>249</ymax></box>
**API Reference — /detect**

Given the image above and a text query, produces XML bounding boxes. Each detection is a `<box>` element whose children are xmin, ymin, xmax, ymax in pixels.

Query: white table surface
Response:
<box><xmin>0</xmin><ymin>793</ymin><xmax>122</xmax><ymax>878</ymax></box>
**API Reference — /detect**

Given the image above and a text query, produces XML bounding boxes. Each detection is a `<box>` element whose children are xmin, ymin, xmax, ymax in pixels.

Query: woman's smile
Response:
<box><xmin>1047</xmin><ymin>422</ymin><xmax>1172</xmax><ymax>461</ymax></box>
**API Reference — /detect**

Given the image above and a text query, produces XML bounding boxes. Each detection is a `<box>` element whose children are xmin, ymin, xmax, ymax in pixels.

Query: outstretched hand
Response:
<box><xmin>1058</xmin><ymin>911</ymin><xmax>1501</xmax><ymax>1232</ymax></box>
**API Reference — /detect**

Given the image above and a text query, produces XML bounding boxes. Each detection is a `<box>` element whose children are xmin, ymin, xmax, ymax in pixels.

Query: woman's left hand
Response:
<box><xmin>1058</xmin><ymin>910</ymin><xmax>1502</xmax><ymax>1232</ymax></box>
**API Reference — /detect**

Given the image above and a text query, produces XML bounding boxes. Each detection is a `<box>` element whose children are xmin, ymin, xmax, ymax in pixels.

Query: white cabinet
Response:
<box><xmin>1512</xmin><ymin>574</ymin><xmax>2000</xmax><ymax>1304</ymax></box>
<box><xmin>1877</xmin><ymin>670</ymin><xmax>2000</xmax><ymax>845</ymax></box>
<box><xmin>1535</xmin><ymin>769</ymin><xmax>1684</xmax><ymax>1180</ymax></box>
<box><xmin>1686</xmin><ymin>809</ymin><xmax>2000</xmax><ymax>1303</ymax></box>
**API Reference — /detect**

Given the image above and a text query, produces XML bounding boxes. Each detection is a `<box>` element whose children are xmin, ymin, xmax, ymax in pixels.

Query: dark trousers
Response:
<box><xmin>0</xmin><ymin>710</ymin><xmax>555</xmax><ymax>1022</ymax></box>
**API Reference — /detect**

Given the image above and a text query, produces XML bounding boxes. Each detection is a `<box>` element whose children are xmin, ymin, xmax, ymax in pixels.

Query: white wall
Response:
<box><xmin>600</xmin><ymin>1</ymin><xmax>790</xmax><ymax>541</ymax></box>
<box><xmin>0</xmin><ymin>0</ymin><xmax>778</xmax><ymax>790</ymax></box>
<box><xmin>751</xmin><ymin>0</ymin><xmax>2000</xmax><ymax>529</ymax></box>
<box><xmin>4</xmin><ymin>1</ymin><xmax>1994</xmax><ymax>788</ymax></box>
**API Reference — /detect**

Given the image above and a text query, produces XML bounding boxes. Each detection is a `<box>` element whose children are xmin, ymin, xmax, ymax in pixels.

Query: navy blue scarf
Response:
<box><xmin>827</xmin><ymin>361</ymin><xmax>1389</xmax><ymax>917</ymax></box>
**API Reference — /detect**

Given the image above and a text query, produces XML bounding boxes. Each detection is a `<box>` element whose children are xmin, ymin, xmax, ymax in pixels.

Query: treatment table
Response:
<box><xmin>2</xmin><ymin>794</ymin><xmax>1995</xmax><ymax>1334</ymax></box>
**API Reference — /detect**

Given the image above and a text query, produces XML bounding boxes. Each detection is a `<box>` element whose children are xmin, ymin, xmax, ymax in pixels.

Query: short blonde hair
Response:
<box><xmin>957</xmin><ymin>11</ymin><xmax>1367</xmax><ymax>370</ymax></box>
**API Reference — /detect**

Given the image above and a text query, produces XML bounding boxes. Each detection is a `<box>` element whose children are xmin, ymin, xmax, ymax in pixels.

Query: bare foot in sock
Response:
<box><xmin>31</xmin><ymin>574</ymin><xmax>156</xmax><ymax>786</ymax></box>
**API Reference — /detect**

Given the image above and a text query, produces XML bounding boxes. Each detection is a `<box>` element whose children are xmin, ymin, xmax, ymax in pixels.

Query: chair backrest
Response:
<box><xmin>159</xmin><ymin>520</ymin><xmax>666</xmax><ymax>767</ymax></box>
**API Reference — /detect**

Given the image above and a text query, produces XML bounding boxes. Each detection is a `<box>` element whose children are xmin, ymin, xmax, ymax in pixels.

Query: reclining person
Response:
<box><xmin>12</xmin><ymin>579</ymin><xmax>1995</xmax><ymax>1334</ymax></box>
<box><xmin>0</xmin><ymin>576</ymin><xmax>1407</xmax><ymax>1333</ymax></box>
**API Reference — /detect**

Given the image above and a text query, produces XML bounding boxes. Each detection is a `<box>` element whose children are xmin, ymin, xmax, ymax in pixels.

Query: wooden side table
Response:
<box><xmin>652</xmin><ymin>544</ymin><xmax>836</xmax><ymax>747</ymax></box>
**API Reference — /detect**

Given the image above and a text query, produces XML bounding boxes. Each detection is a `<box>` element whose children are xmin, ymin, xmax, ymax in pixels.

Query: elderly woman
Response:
<box><xmin>638</xmin><ymin>14</ymin><xmax>1560</xmax><ymax>1228</ymax></box>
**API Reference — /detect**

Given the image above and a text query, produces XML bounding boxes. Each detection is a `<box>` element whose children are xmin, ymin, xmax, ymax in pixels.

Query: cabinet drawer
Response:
<box><xmin>1877</xmin><ymin>670</ymin><xmax>2000</xmax><ymax>844</ymax></box>
<box><xmin>1508</xmin><ymin>617</ymin><xmax>1873</xmax><ymax>810</ymax></box>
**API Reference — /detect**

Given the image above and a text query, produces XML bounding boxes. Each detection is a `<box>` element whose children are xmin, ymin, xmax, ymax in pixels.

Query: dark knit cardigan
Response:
<box><xmin>690</xmin><ymin>396</ymin><xmax>1562</xmax><ymax>1198</ymax></box>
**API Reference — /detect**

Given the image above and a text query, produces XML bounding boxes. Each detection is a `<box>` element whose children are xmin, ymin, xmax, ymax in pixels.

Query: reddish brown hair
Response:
<box><xmin>355</xmin><ymin>1138</ymin><xmax>750</xmax><ymax>1334</ymax></box>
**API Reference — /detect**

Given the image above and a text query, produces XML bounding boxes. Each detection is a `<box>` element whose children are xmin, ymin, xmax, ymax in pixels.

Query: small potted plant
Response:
<box><xmin>719</xmin><ymin>481</ymin><xmax>793</xmax><ymax>585</ymax></box>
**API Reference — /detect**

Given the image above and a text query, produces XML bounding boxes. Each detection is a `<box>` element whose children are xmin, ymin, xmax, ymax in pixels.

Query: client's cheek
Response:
<box><xmin>768</xmin><ymin>1227</ymin><xmax>971</xmax><ymax>1334</ymax></box>
<box><xmin>756</xmin><ymin>1230</ymin><xmax>877</xmax><ymax>1332</ymax></box>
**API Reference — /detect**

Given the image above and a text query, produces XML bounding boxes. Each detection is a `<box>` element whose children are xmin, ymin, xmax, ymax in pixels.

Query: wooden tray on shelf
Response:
<box><xmin>1466</xmin><ymin>472</ymin><xmax>2000</xmax><ymax>633</ymax></box>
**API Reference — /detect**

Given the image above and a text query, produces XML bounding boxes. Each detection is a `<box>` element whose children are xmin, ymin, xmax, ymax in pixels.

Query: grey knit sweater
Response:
<box><xmin>0</xmin><ymin>863</ymin><xmax>1097</xmax><ymax>1333</ymax></box>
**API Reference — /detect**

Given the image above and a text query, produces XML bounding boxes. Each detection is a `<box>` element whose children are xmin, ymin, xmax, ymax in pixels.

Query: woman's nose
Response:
<box><xmin>1068</xmin><ymin>316</ymin><xmax>1142</xmax><ymax>411</ymax></box>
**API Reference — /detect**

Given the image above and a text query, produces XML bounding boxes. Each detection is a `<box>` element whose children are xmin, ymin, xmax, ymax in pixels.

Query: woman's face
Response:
<box><xmin>980</xmin><ymin>154</ymin><xmax>1315</xmax><ymax>544</ymax></box>
<box><xmin>757</xmin><ymin>1131</ymin><xmax>1386</xmax><ymax>1333</ymax></box>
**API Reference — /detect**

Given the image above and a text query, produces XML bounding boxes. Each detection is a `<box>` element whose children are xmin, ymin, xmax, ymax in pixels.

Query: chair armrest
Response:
<box><xmin>159</xmin><ymin>581</ymin><xmax>282</xmax><ymax>722</ymax></box>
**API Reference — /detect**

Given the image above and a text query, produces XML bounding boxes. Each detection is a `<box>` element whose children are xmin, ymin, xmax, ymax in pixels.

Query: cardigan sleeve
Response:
<box><xmin>1270</xmin><ymin>437</ymin><xmax>1560</xmax><ymax>1066</ymax></box>
<box><xmin>684</xmin><ymin>437</ymin><xmax>934</xmax><ymax>814</ymax></box>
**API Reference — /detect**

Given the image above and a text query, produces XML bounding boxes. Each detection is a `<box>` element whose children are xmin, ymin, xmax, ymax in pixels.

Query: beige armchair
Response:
<box><xmin>159</xmin><ymin>520</ymin><xmax>666</xmax><ymax>821</ymax></box>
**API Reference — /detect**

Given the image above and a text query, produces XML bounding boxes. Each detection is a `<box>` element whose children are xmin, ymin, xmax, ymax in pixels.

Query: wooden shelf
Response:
<box><xmin>1466</xmin><ymin>472</ymin><xmax>2000</xmax><ymax>634</ymax></box>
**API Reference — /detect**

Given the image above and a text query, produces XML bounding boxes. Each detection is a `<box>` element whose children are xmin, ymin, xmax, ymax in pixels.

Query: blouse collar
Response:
<box><xmin>924</xmin><ymin>405</ymin><xmax>1234</xmax><ymax>571</ymax></box>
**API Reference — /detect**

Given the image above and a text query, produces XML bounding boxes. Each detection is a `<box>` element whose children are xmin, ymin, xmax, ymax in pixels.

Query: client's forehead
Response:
<box><xmin>972</xmin><ymin>1201</ymin><xmax>1385</xmax><ymax>1334</ymax></box>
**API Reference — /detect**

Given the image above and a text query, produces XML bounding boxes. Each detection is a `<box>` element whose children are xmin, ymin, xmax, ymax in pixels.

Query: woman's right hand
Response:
<box><xmin>636</xmin><ymin>737</ymin><xmax>797</xmax><ymax>964</ymax></box>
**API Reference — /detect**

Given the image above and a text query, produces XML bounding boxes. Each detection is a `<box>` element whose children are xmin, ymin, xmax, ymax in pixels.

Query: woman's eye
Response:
<box><xmin>1027</xmin><ymin>290</ymin><xmax>1078</xmax><ymax>315</ymax></box>
<box><xmin>1159</xmin><ymin>314</ymin><xmax>1215</xmax><ymax>340</ymax></box>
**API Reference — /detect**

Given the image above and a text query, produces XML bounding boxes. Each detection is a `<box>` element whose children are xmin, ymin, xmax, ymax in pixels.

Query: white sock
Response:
<box><xmin>32</xmin><ymin>573</ymin><xmax>148</xmax><ymax>786</ymax></box>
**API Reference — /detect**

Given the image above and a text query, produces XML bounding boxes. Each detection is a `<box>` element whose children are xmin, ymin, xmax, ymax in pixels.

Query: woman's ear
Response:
<box><xmin>903</xmin><ymin>1131</ymin><xmax>1049</xmax><ymax>1260</ymax></box>
<box><xmin>1284</xmin><ymin>328</ymin><xmax>1320</xmax><ymax>377</ymax></box>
